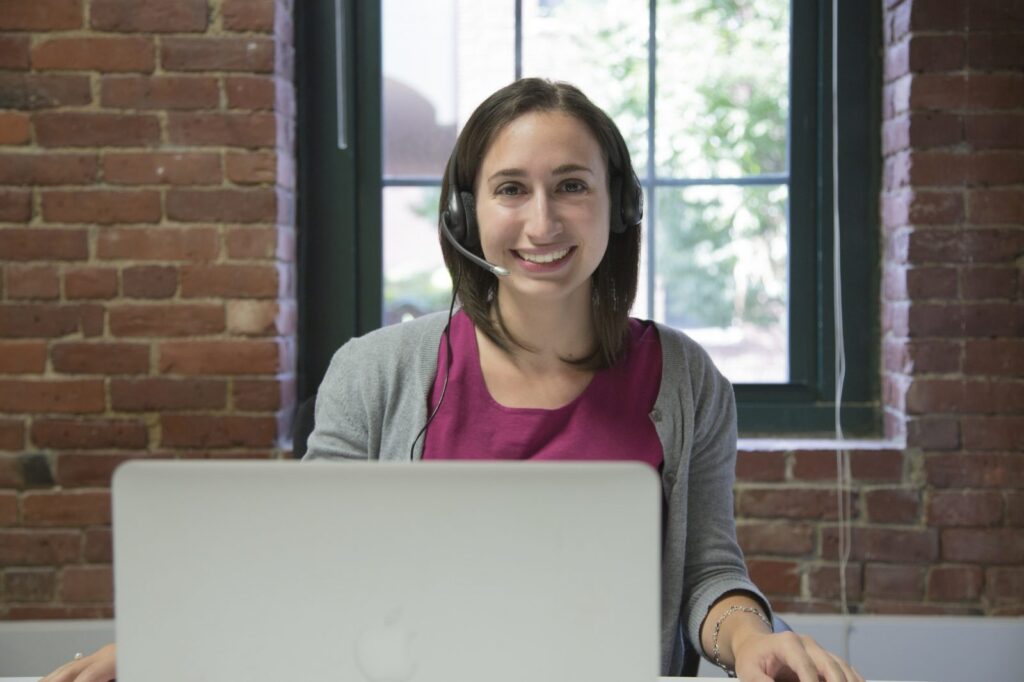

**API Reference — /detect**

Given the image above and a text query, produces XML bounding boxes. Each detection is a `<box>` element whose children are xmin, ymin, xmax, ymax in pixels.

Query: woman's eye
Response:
<box><xmin>495</xmin><ymin>184</ymin><xmax>523</xmax><ymax>196</ymax></box>
<box><xmin>561</xmin><ymin>180</ymin><xmax>586</xmax><ymax>193</ymax></box>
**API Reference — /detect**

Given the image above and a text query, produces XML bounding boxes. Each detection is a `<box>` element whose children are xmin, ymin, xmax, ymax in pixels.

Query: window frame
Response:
<box><xmin>295</xmin><ymin>0</ymin><xmax>881</xmax><ymax>435</ymax></box>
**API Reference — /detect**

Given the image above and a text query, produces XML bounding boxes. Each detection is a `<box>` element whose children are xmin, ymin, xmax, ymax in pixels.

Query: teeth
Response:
<box><xmin>518</xmin><ymin>247</ymin><xmax>570</xmax><ymax>264</ymax></box>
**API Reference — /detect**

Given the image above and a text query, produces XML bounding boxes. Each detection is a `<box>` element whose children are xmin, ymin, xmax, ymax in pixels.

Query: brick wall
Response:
<box><xmin>0</xmin><ymin>0</ymin><xmax>296</xmax><ymax>617</ymax></box>
<box><xmin>0</xmin><ymin>0</ymin><xmax>1021</xmax><ymax>620</ymax></box>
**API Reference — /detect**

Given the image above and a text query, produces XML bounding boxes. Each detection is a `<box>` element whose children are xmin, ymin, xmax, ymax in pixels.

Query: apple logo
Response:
<box><xmin>354</xmin><ymin>610</ymin><xmax>418</xmax><ymax>682</ymax></box>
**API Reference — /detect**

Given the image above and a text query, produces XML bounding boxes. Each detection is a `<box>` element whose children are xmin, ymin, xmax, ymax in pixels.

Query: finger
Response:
<box><xmin>40</xmin><ymin>658</ymin><xmax>85</xmax><ymax>682</ymax></box>
<box><xmin>798</xmin><ymin>640</ymin><xmax>846</xmax><ymax>682</ymax></box>
<box><xmin>76</xmin><ymin>662</ymin><xmax>117</xmax><ymax>682</ymax></box>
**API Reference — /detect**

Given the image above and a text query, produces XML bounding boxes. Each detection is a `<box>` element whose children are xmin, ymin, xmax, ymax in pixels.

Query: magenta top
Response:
<box><xmin>422</xmin><ymin>311</ymin><xmax>663</xmax><ymax>469</ymax></box>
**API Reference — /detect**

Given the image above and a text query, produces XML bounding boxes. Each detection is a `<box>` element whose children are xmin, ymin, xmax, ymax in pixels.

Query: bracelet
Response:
<box><xmin>712</xmin><ymin>605</ymin><xmax>772</xmax><ymax>676</ymax></box>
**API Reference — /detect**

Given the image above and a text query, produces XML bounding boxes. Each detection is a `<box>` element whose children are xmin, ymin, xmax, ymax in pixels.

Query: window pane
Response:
<box><xmin>655</xmin><ymin>0</ymin><xmax>789</xmax><ymax>178</ymax></box>
<box><xmin>522</xmin><ymin>0</ymin><xmax>649</xmax><ymax>169</ymax></box>
<box><xmin>383</xmin><ymin>0</ymin><xmax>515</xmax><ymax>178</ymax></box>
<box><xmin>383</xmin><ymin>186</ymin><xmax>450</xmax><ymax>325</ymax></box>
<box><xmin>654</xmin><ymin>184</ymin><xmax>788</xmax><ymax>383</ymax></box>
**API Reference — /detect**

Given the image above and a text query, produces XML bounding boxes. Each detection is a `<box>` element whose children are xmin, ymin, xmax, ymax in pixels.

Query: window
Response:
<box><xmin>296</xmin><ymin>0</ymin><xmax>880</xmax><ymax>434</ymax></box>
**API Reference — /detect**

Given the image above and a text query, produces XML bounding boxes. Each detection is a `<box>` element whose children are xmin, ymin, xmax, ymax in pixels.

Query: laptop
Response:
<box><xmin>112</xmin><ymin>460</ymin><xmax>661</xmax><ymax>682</ymax></box>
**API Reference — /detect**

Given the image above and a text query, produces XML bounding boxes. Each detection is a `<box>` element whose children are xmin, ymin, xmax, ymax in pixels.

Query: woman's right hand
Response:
<box><xmin>40</xmin><ymin>643</ymin><xmax>116</xmax><ymax>682</ymax></box>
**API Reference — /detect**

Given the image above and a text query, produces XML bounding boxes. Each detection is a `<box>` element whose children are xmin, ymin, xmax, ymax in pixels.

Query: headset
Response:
<box><xmin>439</xmin><ymin>131</ymin><xmax>644</xmax><ymax>277</ymax></box>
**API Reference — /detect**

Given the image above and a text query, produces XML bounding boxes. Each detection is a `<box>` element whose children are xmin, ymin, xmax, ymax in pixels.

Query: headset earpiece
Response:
<box><xmin>611</xmin><ymin>170</ymin><xmax>643</xmax><ymax>234</ymax></box>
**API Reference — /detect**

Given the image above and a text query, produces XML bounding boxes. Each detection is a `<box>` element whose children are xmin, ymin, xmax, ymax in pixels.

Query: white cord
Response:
<box><xmin>831</xmin><ymin>0</ymin><xmax>853</xmax><ymax>662</ymax></box>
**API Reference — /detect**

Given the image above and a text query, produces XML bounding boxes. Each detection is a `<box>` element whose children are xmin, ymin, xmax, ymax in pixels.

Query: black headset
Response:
<box><xmin>440</xmin><ymin>130</ymin><xmax>644</xmax><ymax>263</ymax></box>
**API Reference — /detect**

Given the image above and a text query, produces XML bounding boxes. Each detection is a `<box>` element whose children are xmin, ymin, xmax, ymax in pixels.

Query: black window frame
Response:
<box><xmin>295</xmin><ymin>0</ymin><xmax>881</xmax><ymax>436</ymax></box>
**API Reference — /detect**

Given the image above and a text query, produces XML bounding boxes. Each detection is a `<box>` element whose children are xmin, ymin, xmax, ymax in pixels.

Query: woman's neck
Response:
<box><xmin>492</xmin><ymin>286</ymin><xmax>595</xmax><ymax>370</ymax></box>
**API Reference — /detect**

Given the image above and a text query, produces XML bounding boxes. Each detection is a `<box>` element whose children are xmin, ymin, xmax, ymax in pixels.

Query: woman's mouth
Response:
<box><xmin>514</xmin><ymin>247</ymin><xmax>574</xmax><ymax>264</ymax></box>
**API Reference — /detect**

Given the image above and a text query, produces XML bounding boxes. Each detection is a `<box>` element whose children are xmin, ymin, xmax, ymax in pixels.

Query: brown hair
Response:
<box><xmin>438</xmin><ymin>78</ymin><xmax>642</xmax><ymax>369</ymax></box>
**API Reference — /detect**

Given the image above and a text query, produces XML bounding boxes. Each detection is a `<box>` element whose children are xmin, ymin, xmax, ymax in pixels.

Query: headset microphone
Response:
<box><xmin>440</xmin><ymin>193</ymin><xmax>510</xmax><ymax>277</ymax></box>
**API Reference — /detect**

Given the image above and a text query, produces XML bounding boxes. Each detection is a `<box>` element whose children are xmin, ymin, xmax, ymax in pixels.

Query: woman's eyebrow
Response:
<box><xmin>486</xmin><ymin>164</ymin><xmax>594</xmax><ymax>183</ymax></box>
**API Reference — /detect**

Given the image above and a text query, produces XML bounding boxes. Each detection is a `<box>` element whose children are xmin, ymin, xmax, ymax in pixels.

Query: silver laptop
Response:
<box><xmin>112</xmin><ymin>460</ymin><xmax>660</xmax><ymax>682</ymax></box>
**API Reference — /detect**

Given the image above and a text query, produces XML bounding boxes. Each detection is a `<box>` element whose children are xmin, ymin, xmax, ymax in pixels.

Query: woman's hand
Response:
<box><xmin>39</xmin><ymin>643</ymin><xmax>116</xmax><ymax>682</ymax></box>
<box><xmin>732</xmin><ymin>630</ymin><xmax>864</xmax><ymax>682</ymax></box>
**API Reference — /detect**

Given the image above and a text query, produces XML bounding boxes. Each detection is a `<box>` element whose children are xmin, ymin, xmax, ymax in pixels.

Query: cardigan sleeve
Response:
<box><xmin>680</xmin><ymin>348</ymin><xmax>772</xmax><ymax>658</ymax></box>
<box><xmin>303</xmin><ymin>335</ymin><xmax>378</xmax><ymax>461</ymax></box>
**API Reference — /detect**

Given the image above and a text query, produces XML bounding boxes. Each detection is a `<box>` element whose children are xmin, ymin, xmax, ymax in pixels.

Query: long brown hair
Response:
<box><xmin>438</xmin><ymin>78</ymin><xmax>642</xmax><ymax>369</ymax></box>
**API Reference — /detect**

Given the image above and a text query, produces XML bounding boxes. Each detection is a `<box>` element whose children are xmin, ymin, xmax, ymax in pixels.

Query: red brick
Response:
<box><xmin>927</xmin><ymin>565</ymin><xmax>983</xmax><ymax>602</ymax></box>
<box><xmin>160</xmin><ymin>414</ymin><xmax>277</xmax><ymax>448</ymax></box>
<box><xmin>962</xmin><ymin>416</ymin><xmax>1024</xmax><ymax>450</ymax></box>
<box><xmin>0</xmin><ymin>379</ymin><xmax>104</xmax><ymax>414</ymax></box>
<box><xmin>60</xmin><ymin>565</ymin><xmax>112</xmax><ymax>603</ymax></box>
<box><xmin>906</xmin><ymin>416</ymin><xmax>960</xmax><ymax>449</ymax></box>
<box><xmin>222</xmin><ymin>0</ymin><xmax>275</xmax><ymax>32</ymax></box>
<box><xmin>0</xmin><ymin>189</ymin><xmax>32</xmax><ymax>221</ymax></box>
<box><xmin>22</xmin><ymin>491</ymin><xmax>110</xmax><ymax>527</ymax></box>
<box><xmin>966</xmin><ymin>114</ymin><xmax>1024</xmax><ymax>151</ymax></box>
<box><xmin>906</xmin><ymin>266</ymin><xmax>958</xmax><ymax>298</ymax></box>
<box><xmin>0</xmin><ymin>229</ymin><xmax>88</xmax><ymax>261</ymax></box>
<box><xmin>122</xmin><ymin>265</ymin><xmax>178</xmax><ymax>298</ymax></box>
<box><xmin>161</xmin><ymin>37</ymin><xmax>274</xmax><ymax>72</ymax></box>
<box><xmin>734</xmin><ymin>451</ymin><xmax>786</xmax><ymax>482</ymax></box>
<box><xmin>968</xmin><ymin>73</ymin><xmax>1024</xmax><ymax>111</ymax></box>
<box><xmin>0</xmin><ymin>112</ymin><xmax>31</xmax><ymax>145</ymax></box>
<box><xmin>225</xmin><ymin>152</ymin><xmax>276</xmax><ymax>184</ymax></box>
<box><xmin>964</xmin><ymin>303</ymin><xmax>1024</xmax><ymax>336</ymax></box>
<box><xmin>180</xmin><ymin>263</ymin><xmax>280</xmax><ymax>298</ymax></box>
<box><xmin>0</xmin><ymin>34</ymin><xmax>30</xmax><ymax>68</ymax></box>
<box><xmin>907</xmin><ymin>152</ymin><xmax>967</xmax><ymax>188</ymax></box>
<box><xmin>31</xmin><ymin>37</ymin><xmax>154</xmax><ymax>72</ymax></box>
<box><xmin>792</xmin><ymin>450</ymin><xmax>902</xmax><ymax>482</ymax></box>
<box><xmin>233</xmin><ymin>378</ymin><xmax>287</xmax><ymax>410</ymax></box>
<box><xmin>1008</xmin><ymin>491</ymin><xmax>1024</xmax><ymax>526</ymax></box>
<box><xmin>910</xmin><ymin>74</ymin><xmax>967</xmax><ymax>112</ymax></box>
<box><xmin>0</xmin><ymin>491</ymin><xmax>16</xmax><ymax>525</ymax></box>
<box><xmin>0</xmin><ymin>0</ymin><xmax>82</xmax><ymax>30</ymax></box>
<box><xmin>927</xmin><ymin>491</ymin><xmax>1004</xmax><ymax>527</ymax></box>
<box><xmin>864</xmin><ymin>489</ymin><xmax>920</xmax><ymax>524</ymax></box>
<box><xmin>0</xmin><ymin>303</ymin><xmax>103</xmax><ymax>338</ymax></box>
<box><xmin>96</xmin><ymin>228</ymin><xmax>218</xmax><ymax>262</ymax></box>
<box><xmin>909</xmin><ymin>0</ymin><xmax>967</xmax><ymax>31</ymax></box>
<box><xmin>0</xmin><ymin>530</ymin><xmax>79</xmax><ymax>565</ymax></box>
<box><xmin>962</xmin><ymin>267</ymin><xmax>1018</xmax><ymax>299</ymax></box>
<box><xmin>228</xmin><ymin>300</ymin><xmax>288</xmax><ymax>336</ymax></box>
<box><xmin>102</xmin><ymin>152</ymin><xmax>221</xmax><ymax>185</ymax></box>
<box><xmin>32</xmin><ymin>418</ymin><xmax>147</xmax><ymax>449</ymax></box>
<box><xmin>90</xmin><ymin>0</ymin><xmax>207</xmax><ymax>32</ymax></box>
<box><xmin>864</xmin><ymin>563</ymin><xmax>925</xmax><ymax>599</ymax></box>
<box><xmin>906</xmin><ymin>228</ymin><xmax>1024</xmax><ymax>264</ymax></box>
<box><xmin>808</xmin><ymin>563</ymin><xmax>863</xmax><ymax>601</ymax></box>
<box><xmin>34</xmin><ymin>112</ymin><xmax>160</xmax><ymax>148</ymax></box>
<box><xmin>942</xmin><ymin>529</ymin><xmax>1024</xmax><ymax>564</ymax></box>
<box><xmin>55</xmin><ymin>453</ymin><xmax>136</xmax><ymax>487</ymax></box>
<box><xmin>964</xmin><ymin>339</ymin><xmax>1024</xmax><ymax>376</ymax></box>
<box><xmin>907</xmin><ymin>379</ymin><xmax>1024</xmax><ymax>414</ymax></box>
<box><xmin>225</xmin><ymin>227</ymin><xmax>279</xmax><ymax>259</ymax></box>
<box><xmin>5</xmin><ymin>265</ymin><xmax>60</xmax><ymax>300</ymax></box>
<box><xmin>889</xmin><ymin>339</ymin><xmax>961</xmax><ymax>373</ymax></box>
<box><xmin>908</xmin><ymin>34</ymin><xmax>965</xmax><ymax>72</ymax></box>
<box><xmin>969</xmin><ymin>188</ymin><xmax>1024</xmax><ymax>224</ymax></box>
<box><xmin>110</xmin><ymin>377</ymin><xmax>226</xmax><ymax>411</ymax></box>
<box><xmin>82</xmin><ymin>528</ymin><xmax>111</xmax><ymax>563</ymax></box>
<box><xmin>746</xmin><ymin>559</ymin><xmax>801</xmax><ymax>596</ymax></box>
<box><xmin>0</xmin><ymin>73</ymin><xmax>90</xmax><ymax>109</ymax></box>
<box><xmin>0</xmin><ymin>341</ymin><xmax>46</xmax><ymax>373</ymax></box>
<box><xmin>0</xmin><ymin>450</ymin><xmax>24</xmax><ymax>479</ymax></box>
<box><xmin>101</xmin><ymin>75</ymin><xmax>219</xmax><ymax>110</ymax></box>
<box><xmin>0</xmin><ymin>153</ymin><xmax>97</xmax><ymax>185</ymax></box>
<box><xmin>167</xmin><ymin>113</ymin><xmax>276</xmax><ymax>148</ymax></box>
<box><xmin>968</xmin><ymin>32</ymin><xmax>1024</xmax><ymax>70</ymax></box>
<box><xmin>925</xmin><ymin>453</ymin><xmax>1024</xmax><ymax>488</ymax></box>
<box><xmin>108</xmin><ymin>304</ymin><xmax>225</xmax><ymax>337</ymax></box>
<box><xmin>41</xmin><ymin>190</ymin><xmax>161</xmax><ymax>225</ymax></box>
<box><xmin>4</xmin><ymin>569</ymin><xmax>56</xmax><ymax>602</ymax></box>
<box><xmin>225</xmin><ymin>76</ymin><xmax>275</xmax><ymax>109</ymax></box>
<box><xmin>64</xmin><ymin>267</ymin><xmax>118</xmax><ymax>300</ymax></box>
<box><xmin>968</xmin><ymin>152</ymin><xmax>1024</xmax><ymax>186</ymax></box>
<box><xmin>907</xmin><ymin>112</ymin><xmax>964</xmax><ymax>150</ymax></box>
<box><xmin>986</xmin><ymin>568</ymin><xmax>1024</xmax><ymax>605</ymax></box>
<box><xmin>51</xmin><ymin>342</ymin><xmax>149</xmax><ymax>375</ymax></box>
<box><xmin>736</xmin><ymin>522</ymin><xmax>814</xmax><ymax>556</ymax></box>
<box><xmin>737</xmin><ymin>488</ymin><xmax>843</xmax><ymax>520</ymax></box>
<box><xmin>159</xmin><ymin>340</ymin><xmax>283</xmax><ymax>375</ymax></box>
<box><xmin>906</xmin><ymin>190</ymin><xmax>964</xmax><ymax>225</ymax></box>
<box><xmin>822</xmin><ymin>526</ymin><xmax>938</xmax><ymax>563</ymax></box>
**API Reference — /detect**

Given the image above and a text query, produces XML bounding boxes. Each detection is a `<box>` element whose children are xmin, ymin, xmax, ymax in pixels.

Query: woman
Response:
<box><xmin>45</xmin><ymin>79</ymin><xmax>861</xmax><ymax>682</ymax></box>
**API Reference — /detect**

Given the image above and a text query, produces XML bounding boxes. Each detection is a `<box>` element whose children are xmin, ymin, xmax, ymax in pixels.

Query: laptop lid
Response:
<box><xmin>112</xmin><ymin>460</ymin><xmax>660</xmax><ymax>682</ymax></box>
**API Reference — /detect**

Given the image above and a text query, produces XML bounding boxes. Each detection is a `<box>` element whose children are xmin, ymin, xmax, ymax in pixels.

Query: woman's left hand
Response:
<box><xmin>731</xmin><ymin>630</ymin><xmax>864</xmax><ymax>682</ymax></box>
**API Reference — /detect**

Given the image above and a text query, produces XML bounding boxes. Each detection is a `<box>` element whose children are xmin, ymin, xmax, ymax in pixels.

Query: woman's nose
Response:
<box><xmin>524</xmin><ymin>191</ymin><xmax>562</xmax><ymax>241</ymax></box>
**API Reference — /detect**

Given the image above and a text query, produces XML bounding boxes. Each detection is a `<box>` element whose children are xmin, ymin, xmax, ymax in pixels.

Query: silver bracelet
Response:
<box><xmin>712</xmin><ymin>605</ymin><xmax>772</xmax><ymax>676</ymax></box>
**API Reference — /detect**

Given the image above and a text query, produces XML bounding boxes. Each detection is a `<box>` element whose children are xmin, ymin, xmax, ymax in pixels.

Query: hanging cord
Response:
<box><xmin>831</xmin><ymin>0</ymin><xmax>854</xmax><ymax>658</ymax></box>
<box><xmin>408</xmin><ymin>269</ymin><xmax>463</xmax><ymax>460</ymax></box>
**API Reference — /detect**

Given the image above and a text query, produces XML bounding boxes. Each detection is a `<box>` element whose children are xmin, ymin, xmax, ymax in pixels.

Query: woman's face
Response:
<box><xmin>473</xmin><ymin>110</ymin><xmax>610</xmax><ymax>307</ymax></box>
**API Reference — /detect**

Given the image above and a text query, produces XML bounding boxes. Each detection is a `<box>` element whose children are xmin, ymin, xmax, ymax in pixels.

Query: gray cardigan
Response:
<box><xmin>305</xmin><ymin>312</ymin><xmax>769</xmax><ymax>675</ymax></box>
